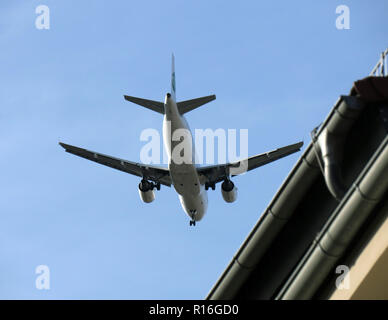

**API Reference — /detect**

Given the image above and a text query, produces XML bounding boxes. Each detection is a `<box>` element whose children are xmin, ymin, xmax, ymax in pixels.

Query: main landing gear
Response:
<box><xmin>205</xmin><ymin>182</ymin><xmax>215</xmax><ymax>191</ymax></box>
<box><xmin>189</xmin><ymin>210</ymin><xmax>197</xmax><ymax>226</ymax></box>
<box><xmin>139</xmin><ymin>179</ymin><xmax>161</xmax><ymax>191</ymax></box>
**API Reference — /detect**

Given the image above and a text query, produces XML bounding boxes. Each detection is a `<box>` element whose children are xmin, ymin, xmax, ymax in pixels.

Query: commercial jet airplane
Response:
<box><xmin>59</xmin><ymin>55</ymin><xmax>303</xmax><ymax>226</ymax></box>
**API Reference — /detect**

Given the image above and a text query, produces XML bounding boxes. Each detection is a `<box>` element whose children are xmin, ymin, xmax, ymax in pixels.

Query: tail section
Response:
<box><xmin>123</xmin><ymin>54</ymin><xmax>216</xmax><ymax>115</ymax></box>
<box><xmin>123</xmin><ymin>95</ymin><xmax>164</xmax><ymax>114</ymax></box>
<box><xmin>171</xmin><ymin>53</ymin><xmax>176</xmax><ymax>101</ymax></box>
<box><xmin>171</xmin><ymin>54</ymin><xmax>216</xmax><ymax>114</ymax></box>
<box><xmin>177</xmin><ymin>95</ymin><xmax>216</xmax><ymax>114</ymax></box>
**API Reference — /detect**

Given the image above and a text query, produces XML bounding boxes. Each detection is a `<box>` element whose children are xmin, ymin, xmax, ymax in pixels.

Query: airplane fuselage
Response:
<box><xmin>163</xmin><ymin>94</ymin><xmax>208</xmax><ymax>221</ymax></box>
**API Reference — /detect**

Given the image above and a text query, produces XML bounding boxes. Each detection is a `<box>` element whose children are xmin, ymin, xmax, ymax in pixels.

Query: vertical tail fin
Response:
<box><xmin>171</xmin><ymin>53</ymin><xmax>176</xmax><ymax>101</ymax></box>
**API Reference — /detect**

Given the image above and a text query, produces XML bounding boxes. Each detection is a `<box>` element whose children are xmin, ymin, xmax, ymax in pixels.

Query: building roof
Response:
<box><xmin>207</xmin><ymin>75</ymin><xmax>388</xmax><ymax>300</ymax></box>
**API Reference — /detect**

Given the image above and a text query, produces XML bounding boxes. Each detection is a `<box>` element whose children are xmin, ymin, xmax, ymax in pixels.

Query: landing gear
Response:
<box><xmin>205</xmin><ymin>182</ymin><xmax>216</xmax><ymax>190</ymax></box>
<box><xmin>139</xmin><ymin>179</ymin><xmax>161</xmax><ymax>191</ymax></box>
<box><xmin>189</xmin><ymin>210</ymin><xmax>197</xmax><ymax>226</ymax></box>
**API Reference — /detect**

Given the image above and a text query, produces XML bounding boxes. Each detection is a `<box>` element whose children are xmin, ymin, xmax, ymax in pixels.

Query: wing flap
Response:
<box><xmin>197</xmin><ymin>141</ymin><xmax>303</xmax><ymax>183</ymax></box>
<box><xmin>59</xmin><ymin>142</ymin><xmax>171</xmax><ymax>186</ymax></box>
<box><xmin>244</xmin><ymin>141</ymin><xmax>304</xmax><ymax>172</ymax></box>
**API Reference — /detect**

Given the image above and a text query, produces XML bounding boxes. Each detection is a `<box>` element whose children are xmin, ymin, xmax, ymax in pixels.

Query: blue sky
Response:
<box><xmin>0</xmin><ymin>1</ymin><xmax>387</xmax><ymax>299</ymax></box>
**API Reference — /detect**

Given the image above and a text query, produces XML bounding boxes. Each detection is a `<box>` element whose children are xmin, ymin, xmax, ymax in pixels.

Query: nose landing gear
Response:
<box><xmin>189</xmin><ymin>210</ymin><xmax>197</xmax><ymax>226</ymax></box>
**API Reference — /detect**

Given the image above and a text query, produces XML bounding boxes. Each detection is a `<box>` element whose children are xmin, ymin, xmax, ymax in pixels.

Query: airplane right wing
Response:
<box><xmin>197</xmin><ymin>141</ymin><xmax>303</xmax><ymax>185</ymax></box>
<box><xmin>59</xmin><ymin>142</ymin><xmax>172</xmax><ymax>186</ymax></box>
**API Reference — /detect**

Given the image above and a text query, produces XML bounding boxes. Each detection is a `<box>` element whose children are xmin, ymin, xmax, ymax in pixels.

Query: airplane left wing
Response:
<box><xmin>197</xmin><ymin>141</ymin><xmax>303</xmax><ymax>185</ymax></box>
<box><xmin>59</xmin><ymin>142</ymin><xmax>172</xmax><ymax>186</ymax></box>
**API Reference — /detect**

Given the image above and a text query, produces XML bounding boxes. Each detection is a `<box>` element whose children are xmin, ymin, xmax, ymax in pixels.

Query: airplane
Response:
<box><xmin>59</xmin><ymin>55</ymin><xmax>303</xmax><ymax>226</ymax></box>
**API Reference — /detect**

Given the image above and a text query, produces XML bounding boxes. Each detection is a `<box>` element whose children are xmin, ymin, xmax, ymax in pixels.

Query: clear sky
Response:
<box><xmin>0</xmin><ymin>1</ymin><xmax>387</xmax><ymax>299</ymax></box>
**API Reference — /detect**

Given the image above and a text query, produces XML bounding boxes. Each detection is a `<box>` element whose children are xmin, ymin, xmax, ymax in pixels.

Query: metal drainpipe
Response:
<box><xmin>318</xmin><ymin>129</ymin><xmax>346</xmax><ymax>201</ymax></box>
<box><xmin>316</xmin><ymin>96</ymin><xmax>365</xmax><ymax>201</ymax></box>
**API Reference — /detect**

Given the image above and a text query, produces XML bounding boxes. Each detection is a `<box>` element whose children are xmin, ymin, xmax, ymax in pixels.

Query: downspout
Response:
<box><xmin>277</xmin><ymin>135</ymin><xmax>388</xmax><ymax>300</ymax></box>
<box><xmin>314</xmin><ymin>96</ymin><xmax>365</xmax><ymax>201</ymax></box>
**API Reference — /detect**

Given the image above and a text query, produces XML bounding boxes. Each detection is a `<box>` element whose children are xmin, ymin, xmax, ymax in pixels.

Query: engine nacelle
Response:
<box><xmin>138</xmin><ymin>180</ymin><xmax>155</xmax><ymax>203</ymax></box>
<box><xmin>221</xmin><ymin>179</ymin><xmax>238</xmax><ymax>203</ymax></box>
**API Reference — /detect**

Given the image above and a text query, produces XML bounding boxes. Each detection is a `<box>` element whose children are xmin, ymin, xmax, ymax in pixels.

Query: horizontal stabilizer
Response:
<box><xmin>177</xmin><ymin>95</ymin><xmax>216</xmax><ymax>114</ymax></box>
<box><xmin>124</xmin><ymin>95</ymin><xmax>164</xmax><ymax>114</ymax></box>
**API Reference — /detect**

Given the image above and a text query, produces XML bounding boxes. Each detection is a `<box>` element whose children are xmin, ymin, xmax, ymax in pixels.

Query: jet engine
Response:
<box><xmin>221</xmin><ymin>179</ymin><xmax>237</xmax><ymax>203</ymax></box>
<box><xmin>138</xmin><ymin>179</ymin><xmax>155</xmax><ymax>203</ymax></box>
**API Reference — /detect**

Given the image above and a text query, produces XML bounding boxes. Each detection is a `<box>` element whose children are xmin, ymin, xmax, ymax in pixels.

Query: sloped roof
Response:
<box><xmin>207</xmin><ymin>76</ymin><xmax>388</xmax><ymax>300</ymax></box>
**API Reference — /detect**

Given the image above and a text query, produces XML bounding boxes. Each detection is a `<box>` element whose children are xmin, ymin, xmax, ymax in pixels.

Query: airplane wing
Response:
<box><xmin>59</xmin><ymin>142</ymin><xmax>172</xmax><ymax>186</ymax></box>
<box><xmin>197</xmin><ymin>142</ymin><xmax>303</xmax><ymax>185</ymax></box>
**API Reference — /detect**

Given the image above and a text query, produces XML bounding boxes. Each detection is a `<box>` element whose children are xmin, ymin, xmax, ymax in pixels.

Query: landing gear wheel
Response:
<box><xmin>189</xmin><ymin>220</ymin><xmax>196</xmax><ymax>226</ymax></box>
<box><xmin>205</xmin><ymin>182</ymin><xmax>216</xmax><ymax>191</ymax></box>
